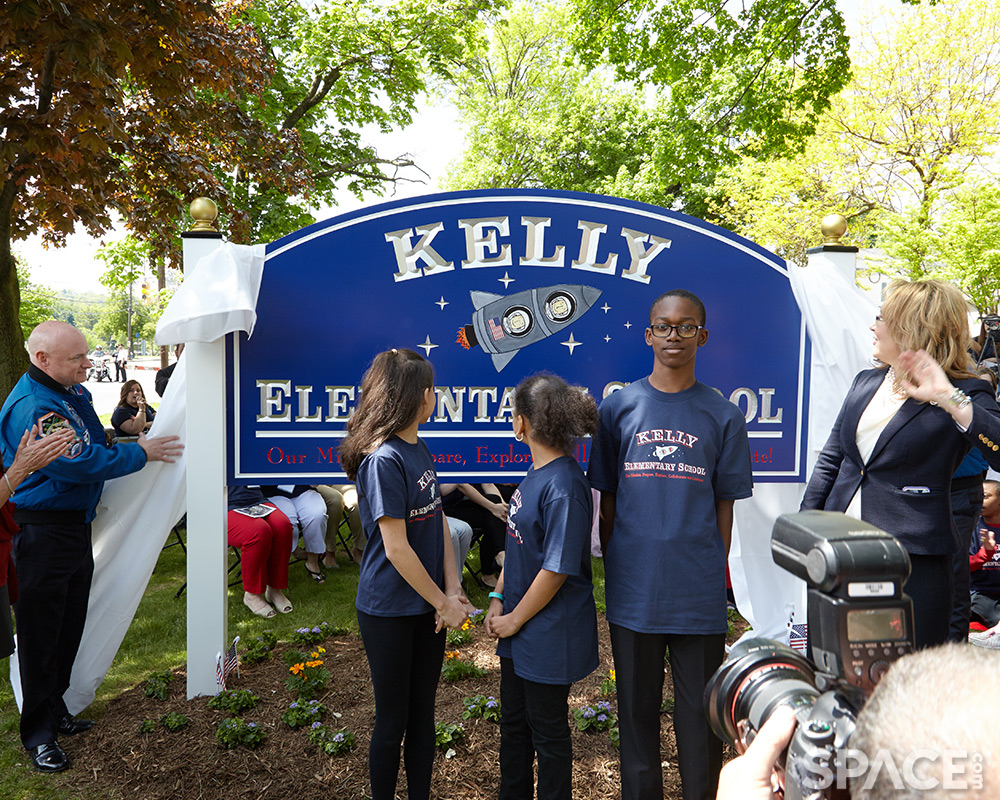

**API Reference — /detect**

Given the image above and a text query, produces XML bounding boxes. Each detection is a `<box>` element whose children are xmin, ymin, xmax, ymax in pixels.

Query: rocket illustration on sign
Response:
<box><xmin>457</xmin><ymin>283</ymin><xmax>602</xmax><ymax>372</ymax></box>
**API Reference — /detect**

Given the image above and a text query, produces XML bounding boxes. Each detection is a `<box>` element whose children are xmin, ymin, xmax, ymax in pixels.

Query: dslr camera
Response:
<box><xmin>704</xmin><ymin>511</ymin><xmax>914</xmax><ymax>799</ymax></box>
<box><xmin>982</xmin><ymin>314</ymin><xmax>1000</xmax><ymax>340</ymax></box>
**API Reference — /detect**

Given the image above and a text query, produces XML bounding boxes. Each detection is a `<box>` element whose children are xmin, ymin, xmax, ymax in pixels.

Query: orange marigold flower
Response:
<box><xmin>289</xmin><ymin>663</ymin><xmax>305</xmax><ymax>675</ymax></box>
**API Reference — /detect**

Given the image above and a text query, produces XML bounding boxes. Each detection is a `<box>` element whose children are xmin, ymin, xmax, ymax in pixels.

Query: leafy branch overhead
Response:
<box><xmin>569</xmin><ymin>0</ymin><xmax>852</xmax><ymax>161</ymax></box>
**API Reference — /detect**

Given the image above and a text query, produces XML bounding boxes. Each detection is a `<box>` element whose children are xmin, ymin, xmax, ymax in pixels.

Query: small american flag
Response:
<box><xmin>216</xmin><ymin>636</ymin><xmax>240</xmax><ymax>690</ymax></box>
<box><xmin>788</xmin><ymin>623</ymin><xmax>809</xmax><ymax>654</ymax></box>
<box><xmin>488</xmin><ymin>318</ymin><xmax>505</xmax><ymax>340</ymax></box>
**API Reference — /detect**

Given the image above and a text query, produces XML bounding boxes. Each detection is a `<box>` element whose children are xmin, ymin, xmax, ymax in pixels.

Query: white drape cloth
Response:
<box><xmin>729</xmin><ymin>256</ymin><xmax>878</xmax><ymax>642</ymax></box>
<box><xmin>10</xmin><ymin>242</ymin><xmax>266</xmax><ymax>714</ymax></box>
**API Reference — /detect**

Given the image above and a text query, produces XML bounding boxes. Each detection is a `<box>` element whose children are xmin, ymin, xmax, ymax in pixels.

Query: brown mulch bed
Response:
<box><xmin>57</xmin><ymin>615</ymin><xmax>744</xmax><ymax>800</ymax></box>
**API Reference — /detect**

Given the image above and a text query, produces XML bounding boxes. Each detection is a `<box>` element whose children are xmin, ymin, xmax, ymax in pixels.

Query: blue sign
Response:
<box><xmin>228</xmin><ymin>189</ymin><xmax>810</xmax><ymax>483</ymax></box>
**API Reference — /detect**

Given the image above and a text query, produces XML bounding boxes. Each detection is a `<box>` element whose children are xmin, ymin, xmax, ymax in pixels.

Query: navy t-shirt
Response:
<box><xmin>111</xmin><ymin>403</ymin><xmax>155</xmax><ymax>437</ymax></box>
<box><xmin>496</xmin><ymin>456</ymin><xmax>599</xmax><ymax>685</ymax></box>
<box><xmin>588</xmin><ymin>379</ymin><xmax>753</xmax><ymax>634</ymax></box>
<box><xmin>355</xmin><ymin>436</ymin><xmax>445</xmax><ymax>617</ymax></box>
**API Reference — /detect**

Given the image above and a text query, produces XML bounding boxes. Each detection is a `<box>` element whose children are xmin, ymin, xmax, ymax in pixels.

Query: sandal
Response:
<box><xmin>265</xmin><ymin>587</ymin><xmax>293</xmax><ymax>613</ymax></box>
<box><xmin>243</xmin><ymin>593</ymin><xmax>276</xmax><ymax>619</ymax></box>
<box><xmin>304</xmin><ymin>563</ymin><xmax>326</xmax><ymax>583</ymax></box>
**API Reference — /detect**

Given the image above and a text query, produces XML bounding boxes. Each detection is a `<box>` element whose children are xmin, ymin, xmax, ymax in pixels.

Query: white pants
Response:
<box><xmin>266</xmin><ymin>491</ymin><xmax>328</xmax><ymax>554</ymax></box>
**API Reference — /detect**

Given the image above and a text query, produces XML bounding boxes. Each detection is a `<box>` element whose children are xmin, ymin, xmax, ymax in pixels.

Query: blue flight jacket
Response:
<box><xmin>0</xmin><ymin>366</ymin><xmax>147</xmax><ymax>521</ymax></box>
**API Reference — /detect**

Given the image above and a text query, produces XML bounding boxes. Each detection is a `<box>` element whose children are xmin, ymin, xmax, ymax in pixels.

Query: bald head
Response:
<box><xmin>27</xmin><ymin>320</ymin><xmax>92</xmax><ymax>386</ymax></box>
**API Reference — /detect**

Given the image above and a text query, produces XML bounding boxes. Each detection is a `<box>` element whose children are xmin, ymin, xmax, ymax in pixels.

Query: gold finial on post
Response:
<box><xmin>820</xmin><ymin>213</ymin><xmax>848</xmax><ymax>245</ymax></box>
<box><xmin>188</xmin><ymin>197</ymin><xmax>219</xmax><ymax>233</ymax></box>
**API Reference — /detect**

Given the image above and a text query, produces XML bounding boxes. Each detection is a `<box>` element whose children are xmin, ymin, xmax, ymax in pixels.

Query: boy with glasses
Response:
<box><xmin>588</xmin><ymin>289</ymin><xmax>753</xmax><ymax>800</ymax></box>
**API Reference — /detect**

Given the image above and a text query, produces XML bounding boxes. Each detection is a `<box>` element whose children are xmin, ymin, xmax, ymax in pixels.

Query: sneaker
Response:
<box><xmin>968</xmin><ymin>623</ymin><xmax>1000</xmax><ymax>648</ymax></box>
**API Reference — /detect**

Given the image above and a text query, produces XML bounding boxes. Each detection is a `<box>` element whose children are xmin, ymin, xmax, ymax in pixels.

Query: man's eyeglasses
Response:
<box><xmin>648</xmin><ymin>323</ymin><xmax>703</xmax><ymax>339</ymax></box>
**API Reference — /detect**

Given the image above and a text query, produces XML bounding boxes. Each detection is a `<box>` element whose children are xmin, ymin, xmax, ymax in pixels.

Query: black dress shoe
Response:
<box><xmin>56</xmin><ymin>714</ymin><xmax>94</xmax><ymax>736</ymax></box>
<box><xmin>29</xmin><ymin>742</ymin><xmax>69</xmax><ymax>772</ymax></box>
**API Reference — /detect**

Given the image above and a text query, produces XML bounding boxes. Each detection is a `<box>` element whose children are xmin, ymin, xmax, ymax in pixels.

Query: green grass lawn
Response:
<box><xmin>0</xmin><ymin>530</ymin><xmax>606</xmax><ymax>798</ymax></box>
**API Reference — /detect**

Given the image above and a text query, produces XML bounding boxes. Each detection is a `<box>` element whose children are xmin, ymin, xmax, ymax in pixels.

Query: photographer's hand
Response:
<box><xmin>716</xmin><ymin>706</ymin><xmax>796</xmax><ymax>800</ymax></box>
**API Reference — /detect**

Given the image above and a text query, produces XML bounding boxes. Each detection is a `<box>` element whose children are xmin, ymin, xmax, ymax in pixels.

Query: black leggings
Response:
<box><xmin>357</xmin><ymin>609</ymin><xmax>445</xmax><ymax>800</ymax></box>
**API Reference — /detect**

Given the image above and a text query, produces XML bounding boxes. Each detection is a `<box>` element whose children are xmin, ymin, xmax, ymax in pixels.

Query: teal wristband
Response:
<box><xmin>488</xmin><ymin>591</ymin><xmax>504</xmax><ymax>602</ymax></box>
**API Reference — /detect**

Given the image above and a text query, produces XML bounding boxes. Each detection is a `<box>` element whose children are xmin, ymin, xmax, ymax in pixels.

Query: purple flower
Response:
<box><xmin>290</xmin><ymin>702</ymin><xmax>299</xmax><ymax>708</ymax></box>
<box><xmin>596</xmin><ymin>701</ymin><xmax>611</xmax><ymax>712</ymax></box>
<box><xmin>582</xmin><ymin>707</ymin><xmax>595</xmax><ymax>719</ymax></box>
<box><xmin>248</xmin><ymin>722</ymin><xmax>258</xmax><ymax>728</ymax></box>
<box><xmin>597</xmin><ymin>713</ymin><xmax>607</xmax><ymax>722</ymax></box>
<box><xmin>333</xmin><ymin>733</ymin><xmax>345</xmax><ymax>742</ymax></box>
<box><xmin>486</xmin><ymin>699</ymin><xmax>498</xmax><ymax>709</ymax></box>
<box><xmin>311</xmin><ymin>722</ymin><xmax>322</xmax><ymax>729</ymax></box>
<box><xmin>312</xmin><ymin>626</ymin><xmax>322</xmax><ymax>633</ymax></box>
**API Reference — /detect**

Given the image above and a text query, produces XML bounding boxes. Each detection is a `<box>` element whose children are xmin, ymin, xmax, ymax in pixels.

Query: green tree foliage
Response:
<box><xmin>94</xmin><ymin>289</ymin><xmax>154</xmax><ymax>349</ymax></box>
<box><xmin>443</xmin><ymin>3</ymin><xmax>654</xmax><ymax>195</ymax></box>
<box><xmin>0</xmin><ymin>0</ymin><xmax>310</xmax><ymax>398</ymax></box>
<box><xmin>714</xmin><ymin>0</ymin><xmax>1000</xmax><ymax>270</ymax></box>
<box><xmin>931</xmin><ymin>183</ymin><xmax>1000</xmax><ymax>315</ymax></box>
<box><xmin>232</xmin><ymin>0</ymin><xmax>500</xmax><ymax>243</ymax></box>
<box><xmin>568</xmin><ymin>0</ymin><xmax>852</xmax><ymax>212</ymax></box>
<box><xmin>95</xmin><ymin>236</ymin><xmax>150</xmax><ymax>295</ymax></box>
<box><xmin>14</xmin><ymin>261</ymin><xmax>54</xmax><ymax>341</ymax></box>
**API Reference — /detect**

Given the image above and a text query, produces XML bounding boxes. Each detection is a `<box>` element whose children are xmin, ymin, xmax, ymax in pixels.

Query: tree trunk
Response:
<box><xmin>0</xmin><ymin>180</ymin><xmax>30</xmax><ymax>404</ymax></box>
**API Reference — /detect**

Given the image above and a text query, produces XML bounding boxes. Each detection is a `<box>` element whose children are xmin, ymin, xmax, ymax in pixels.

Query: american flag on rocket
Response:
<box><xmin>488</xmin><ymin>318</ymin><xmax>505</xmax><ymax>341</ymax></box>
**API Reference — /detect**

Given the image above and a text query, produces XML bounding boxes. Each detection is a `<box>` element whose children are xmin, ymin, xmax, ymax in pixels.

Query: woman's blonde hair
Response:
<box><xmin>881</xmin><ymin>279</ymin><xmax>976</xmax><ymax>383</ymax></box>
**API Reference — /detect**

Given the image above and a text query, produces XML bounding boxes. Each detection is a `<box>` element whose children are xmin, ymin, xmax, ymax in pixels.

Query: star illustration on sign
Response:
<box><xmin>435</xmin><ymin>296</ymin><xmax>449</xmax><ymax>310</ymax></box>
<box><xmin>418</xmin><ymin>336</ymin><xmax>438</xmax><ymax>356</ymax></box>
<box><xmin>561</xmin><ymin>333</ymin><xmax>582</xmax><ymax>354</ymax></box>
<box><xmin>624</xmin><ymin>321</ymin><xmax>632</xmax><ymax>329</ymax></box>
<box><xmin>604</xmin><ymin>335</ymin><xmax>611</xmax><ymax>342</ymax></box>
<box><xmin>498</xmin><ymin>271</ymin><xmax>515</xmax><ymax>288</ymax></box>
<box><xmin>601</xmin><ymin>303</ymin><xmax>611</xmax><ymax>313</ymax></box>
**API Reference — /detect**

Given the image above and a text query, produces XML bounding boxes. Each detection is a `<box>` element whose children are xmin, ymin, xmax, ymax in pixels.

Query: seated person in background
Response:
<box><xmin>968</xmin><ymin>480</ymin><xmax>1000</xmax><ymax>647</ymax></box>
<box><xmin>228</xmin><ymin>485</ymin><xmax>294</xmax><ymax>619</ymax></box>
<box><xmin>440</xmin><ymin>483</ymin><xmax>508</xmax><ymax>587</ymax></box>
<box><xmin>111</xmin><ymin>380</ymin><xmax>156</xmax><ymax>437</ymax></box>
<box><xmin>260</xmin><ymin>485</ymin><xmax>329</xmax><ymax>582</ymax></box>
<box><xmin>447</xmin><ymin>515</ymin><xmax>473</xmax><ymax>586</ymax></box>
<box><xmin>316</xmin><ymin>484</ymin><xmax>364</xmax><ymax>563</ymax></box>
<box><xmin>155</xmin><ymin>344</ymin><xmax>184</xmax><ymax>398</ymax></box>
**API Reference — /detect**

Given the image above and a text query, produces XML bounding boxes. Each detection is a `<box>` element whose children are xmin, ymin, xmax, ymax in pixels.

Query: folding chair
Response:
<box><xmin>175</xmin><ymin>546</ymin><xmax>242</xmax><ymax>599</ymax></box>
<box><xmin>334</xmin><ymin>507</ymin><xmax>359</xmax><ymax>564</ymax></box>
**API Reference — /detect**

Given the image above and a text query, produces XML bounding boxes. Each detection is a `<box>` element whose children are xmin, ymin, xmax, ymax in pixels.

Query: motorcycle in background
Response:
<box><xmin>87</xmin><ymin>353</ymin><xmax>112</xmax><ymax>382</ymax></box>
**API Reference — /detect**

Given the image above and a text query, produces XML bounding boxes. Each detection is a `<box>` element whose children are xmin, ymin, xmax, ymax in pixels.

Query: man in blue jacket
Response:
<box><xmin>0</xmin><ymin>321</ymin><xmax>183</xmax><ymax>773</ymax></box>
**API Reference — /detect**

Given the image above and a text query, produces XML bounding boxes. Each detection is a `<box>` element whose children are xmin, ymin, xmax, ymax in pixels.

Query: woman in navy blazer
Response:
<box><xmin>801</xmin><ymin>280</ymin><xmax>1000</xmax><ymax>648</ymax></box>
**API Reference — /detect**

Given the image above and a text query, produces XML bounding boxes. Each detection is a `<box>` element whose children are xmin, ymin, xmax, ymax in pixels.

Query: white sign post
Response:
<box><xmin>181</xmin><ymin>226</ymin><xmax>229</xmax><ymax>698</ymax></box>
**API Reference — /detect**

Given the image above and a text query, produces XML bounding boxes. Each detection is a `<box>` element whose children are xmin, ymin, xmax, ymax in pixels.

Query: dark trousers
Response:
<box><xmin>905</xmin><ymin>553</ymin><xmax>953</xmax><ymax>649</ymax></box>
<box><xmin>11</xmin><ymin>522</ymin><xmax>94</xmax><ymax>749</ymax></box>
<box><xmin>949</xmin><ymin>477</ymin><xmax>983</xmax><ymax>642</ymax></box>
<box><xmin>357</xmin><ymin>609</ymin><xmax>444</xmax><ymax>800</ymax></box>
<box><xmin>499</xmin><ymin>657</ymin><xmax>572</xmax><ymax>800</ymax></box>
<box><xmin>115</xmin><ymin>362</ymin><xmax>127</xmax><ymax>381</ymax></box>
<box><xmin>609</xmin><ymin>624</ymin><xmax>724</xmax><ymax>800</ymax></box>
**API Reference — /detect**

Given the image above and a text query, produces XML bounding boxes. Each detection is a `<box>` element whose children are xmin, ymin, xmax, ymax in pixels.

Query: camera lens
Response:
<box><xmin>704</xmin><ymin>638</ymin><xmax>820</xmax><ymax>747</ymax></box>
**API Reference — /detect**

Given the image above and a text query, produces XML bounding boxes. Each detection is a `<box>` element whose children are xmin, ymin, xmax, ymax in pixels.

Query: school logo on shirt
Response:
<box><xmin>409</xmin><ymin>468</ymin><xmax>442</xmax><ymax>521</ymax></box>
<box><xmin>506</xmin><ymin>488</ymin><xmax>523</xmax><ymax>545</ymax></box>
<box><xmin>624</xmin><ymin>427</ymin><xmax>707</xmax><ymax>481</ymax></box>
<box><xmin>634</xmin><ymin>428</ymin><xmax>698</xmax><ymax>448</ymax></box>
